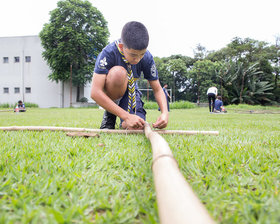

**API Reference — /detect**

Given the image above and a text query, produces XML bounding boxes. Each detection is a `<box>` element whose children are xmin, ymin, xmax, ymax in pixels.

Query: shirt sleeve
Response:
<box><xmin>94</xmin><ymin>47</ymin><xmax>114</xmax><ymax>75</ymax></box>
<box><xmin>141</xmin><ymin>51</ymin><xmax>158</xmax><ymax>81</ymax></box>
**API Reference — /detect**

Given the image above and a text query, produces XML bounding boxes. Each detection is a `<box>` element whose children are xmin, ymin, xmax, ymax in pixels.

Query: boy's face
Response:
<box><xmin>119</xmin><ymin>43</ymin><xmax>146</xmax><ymax>65</ymax></box>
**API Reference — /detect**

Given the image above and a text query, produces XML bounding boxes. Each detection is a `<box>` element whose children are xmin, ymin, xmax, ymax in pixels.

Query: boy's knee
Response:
<box><xmin>108</xmin><ymin>66</ymin><xmax>127</xmax><ymax>85</ymax></box>
<box><xmin>105</xmin><ymin>66</ymin><xmax>128</xmax><ymax>100</ymax></box>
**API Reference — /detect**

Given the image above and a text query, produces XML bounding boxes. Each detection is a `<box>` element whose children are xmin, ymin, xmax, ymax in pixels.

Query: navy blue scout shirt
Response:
<box><xmin>94</xmin><ymin>41</ymin><xmax>158</xmax><ymax>86</ymax></box>
<box><xmin>214</xmin><ymin>99</ymin><xmax>223</xmax><ymax>111</ymax></box>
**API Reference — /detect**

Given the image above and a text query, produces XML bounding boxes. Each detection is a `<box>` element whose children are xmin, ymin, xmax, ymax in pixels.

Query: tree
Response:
<box><xmin>237</xmin><ymin>63</ymin><xmax>262</xmax><ymax>103</ymax></box>
<box><xmin>154</xmin><ymin>56</ymin><xmax>171</xmax><ymax>87</ymax></box>
<box><xmin>193</xmin><ymin>44</ymin><xmax>208</xmax><ymax>60</ymax></box>
<box><xmin>154</xmin><ymin>55</ymin><xmax>194</xmax><ymax>101</ymax></box>
<box><xmin>165</xmin><ymin>58</ymin><xmax>187</xmax><ymax>101</ymax></box>
<box><xmin>228</xmin><ymin>62</ymin><xmax>273</xmax><ymax>105</ymax></box>
<box><xmin>188</xmin><ymin>60</ymin><xmax>220</xmax><ymax>103</ymax></box>
<box><xmin>39</xmin><ymin>0</ymin><xmax>109</xmax><ymax>105</ymax></box>
<box><xmin>206</xmin><ymin>37</ymin><xmax>277</xmax><ymax>105</ymax></box>
<box><xmin>271</xmin><ymin>35</ymin><xmax>280</xmax><ymax>102</ymax></box>
<box><xmin>214</xmin><ymin>61</ymin><xmax>239</xmax><ymax>104</ymax></box>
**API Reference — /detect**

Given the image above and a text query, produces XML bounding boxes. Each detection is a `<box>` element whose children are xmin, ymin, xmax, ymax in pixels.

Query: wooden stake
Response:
<box><xmin>144</xmin><ymin>122</ymin><xmax>215</xmax><ymax>224</ymax></box>
<box><xmin>66</xmin><ymin>132</ymin><xmax>100</xmax><ymax>138</ymax></box>
<box><xmin>0</xmin><ymin>126</ymin><xmax>219</xmax><ymax>136</ymax></box>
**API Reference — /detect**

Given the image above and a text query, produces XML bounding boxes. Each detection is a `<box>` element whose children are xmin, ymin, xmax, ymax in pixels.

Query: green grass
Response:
<box><xmin>0</xmin><ymin>107</ymin><xmax>280</xmax><ymax>223</ymax></box>
<box><xmin>226</xmin><ymin>104</ymin><xmax>280</xmax><ymax>111</ymax></box>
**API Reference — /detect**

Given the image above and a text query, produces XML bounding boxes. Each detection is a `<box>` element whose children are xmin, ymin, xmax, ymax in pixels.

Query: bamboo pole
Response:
<box><xmin>0</xmin><ymin>109</ymin><xmax>13</xmax><ymax>112</ymax></box>
<box><xmin>0</xmin><ymin>126</ymin><xmax>219</xmax><ymax>136</ymax></box>
<box><xmin>144</xmin><ymin>122</ymin><xmax>215</xmax><ymax>224</ymax></box>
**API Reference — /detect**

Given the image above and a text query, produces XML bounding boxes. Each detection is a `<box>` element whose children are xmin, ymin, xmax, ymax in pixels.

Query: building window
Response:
<box><xmin>14</xmin><ymin>87</ymin><xmax>20</xmax><ymax>93</ymax></box>
<box><xmin>25</xmin><ymin>87</ymin><xmax>31</xmax><ymax>93</ymax></box>
<box><xmin>3</xmin><ymin>87</ymin><xmax>9</xmax><ymax>93</ymax></box>
<box><xmin>3</xmin><ymin>57</ymin><xmax>9</xmax><ymax>63</ymax></box>
<box><xmin>14</xmin><ymin>57</ymin><xmax>20</xmax><ymax>63</ymax></box>
<box><xmin>25</xmin><ymin>56</ymin><xmax>31</xmax><ymax>62</ymax></box>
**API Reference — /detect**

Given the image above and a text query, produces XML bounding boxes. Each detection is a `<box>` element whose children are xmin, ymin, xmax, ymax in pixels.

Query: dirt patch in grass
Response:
<box><xmin>229</xmin><ymin>109</ymin><xmax>280</xmax><ymax>114</ymax></box>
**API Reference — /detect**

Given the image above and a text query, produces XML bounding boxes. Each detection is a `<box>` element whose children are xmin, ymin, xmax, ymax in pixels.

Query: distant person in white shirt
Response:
<box><xmin>207</xmin><ymin>87</ymin><xmax>217</xmax><ymax>112</ymax></box>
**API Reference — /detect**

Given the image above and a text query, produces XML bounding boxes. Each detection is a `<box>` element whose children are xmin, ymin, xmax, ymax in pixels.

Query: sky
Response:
<box><xmin>1</xmin><ymin>0</ymin><xmax>279</xmax><ymax>57</ymax></box>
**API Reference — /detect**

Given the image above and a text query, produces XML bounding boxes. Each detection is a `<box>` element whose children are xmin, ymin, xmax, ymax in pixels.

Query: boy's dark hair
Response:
<box><xmin>217</xmin><ymin>96</ymin><xmax>222</xmax><ymax>100</ymax></box>
<box><xmin>121</xmin><ymin>21</ymin><xmax>149</xmax><ymax>50</ymax></box>
<box><xmin>18</xmin><ymin>100</ymin><xmax>23</xmax><ymax>104</ymax></box>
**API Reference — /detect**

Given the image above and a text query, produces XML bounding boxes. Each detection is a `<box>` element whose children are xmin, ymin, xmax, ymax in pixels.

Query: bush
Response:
<box><xmin>79</xmin><ymin>97</ymin><xmax>88</xmax><ymax>103</ymax></box>
<box><xmin>143</xmin><ymin>101</ymin><xmax>158</xmax><ymax>109</ymax></box>
<box><xmin>170</xmin><ymin>101</ymin><xmax>196</xmax><ymax>109</ymax></box>
<box><xmin>24</xmin><ymin>102</ymin><xmax>39</xmax><ymax>108</ymax></box>
<box><xmin>0</xmin><ymin>103</ymin><xmax>10</xmax><ymax>108</ymax></box>
<box><xmin>12</xmin><ymin>102</ymin><xmax>39</xmax><ymax>108</ymax></box>
<box><xmin>143</xmin><ymin>100</ymin><xmax>196</xmax><ymax>110</ymax></box>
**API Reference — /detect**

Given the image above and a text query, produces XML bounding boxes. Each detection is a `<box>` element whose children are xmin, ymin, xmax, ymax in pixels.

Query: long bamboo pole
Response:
<box><xmin>0</xmin><ymin>110</ymin><xmax>13</xmax><ymax>112</ymax></box>
<box><xmin>0</xmin><ymin>126</ymin><xmax>219</xmax><ymax>136</ymax></box>
<box><xmin>144</xmin><ymin>122</ymin><xmax>215</xmax><ymax>224</ymax></box>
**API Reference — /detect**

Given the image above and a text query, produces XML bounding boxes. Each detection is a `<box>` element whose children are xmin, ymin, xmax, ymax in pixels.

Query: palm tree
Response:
<box><xmin>215</xmin><ymin>61</ymin><xmax>239</xmax><ymax>97</ymax></box>
<box><xmin>231</xmin><ymin>62</ymin><xmax>274</xmax><ymax>104</ymax></box>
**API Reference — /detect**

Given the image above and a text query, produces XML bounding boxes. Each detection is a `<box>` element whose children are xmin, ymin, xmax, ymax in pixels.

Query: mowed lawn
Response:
<box><xmin>0</xmin><ymin>107</ymin><xmax>280</xmax><ymax>223</ymax></box>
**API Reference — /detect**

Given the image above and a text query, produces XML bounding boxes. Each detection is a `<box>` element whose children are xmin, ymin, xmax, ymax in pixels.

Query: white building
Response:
<box><xmin>0</xmin><ymin>35</ymin><xmax>93</xmax><ymax>108</ymax></box>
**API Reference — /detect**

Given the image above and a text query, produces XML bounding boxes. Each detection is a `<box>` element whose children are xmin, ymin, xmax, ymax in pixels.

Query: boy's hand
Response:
<box><xmin>122</xmin><ymin>114</ymin><xmax>146</xmax><ymax>130</ymax></box>
<box><xmin>152</xmin><ymin>113</ymin><xmax>169</xmax><ymax>129</ymax></box>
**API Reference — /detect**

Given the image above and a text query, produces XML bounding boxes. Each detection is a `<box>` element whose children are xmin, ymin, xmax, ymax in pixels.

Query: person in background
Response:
<box><xmin>207</xmin><ymin>86</ymin><xmax>217</xmax><ymax>112</ymax></box>
<box><xmin>159</xmin><ymin>84</ymin><xmax>171</xmax><ymax>112</ymax></box>
<box><xmin>14</xmin><ymin>100</ymin><xmax>26</xmax><ymax>112</ymax></box>
<box><xmin>214</xmin><ymin>96</ymin><xmax>223</xmax><ymax>112</ymax></box>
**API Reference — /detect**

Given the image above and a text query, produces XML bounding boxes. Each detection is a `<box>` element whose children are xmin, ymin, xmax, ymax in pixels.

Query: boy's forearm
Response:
<box><xmin>155</xmin><ymin>90</ymin><xmax>168</xmax><ymax>114</ymax></box>
<box><xmin>149</xmin><ymin>80</ymin><xmax>169</xmax><ymax>114</ymax></box>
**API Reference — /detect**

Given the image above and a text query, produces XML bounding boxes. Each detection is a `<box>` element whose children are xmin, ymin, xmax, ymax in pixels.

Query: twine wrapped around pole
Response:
<box><xmin>144</xmin><ymin>122</ymin><xmax>215</xmax><ymax>224</ymax></box>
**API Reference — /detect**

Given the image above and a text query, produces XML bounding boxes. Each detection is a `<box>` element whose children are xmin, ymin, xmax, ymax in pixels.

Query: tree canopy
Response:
<box><xmin>153</xmin><ymin>37</ymin><xmax>280</xmax><ymax>105</ymax></box>
<box><xmin>39</xmin><ymin>0</ymin><xmax>109</xmax><ymax>88</ymax></box>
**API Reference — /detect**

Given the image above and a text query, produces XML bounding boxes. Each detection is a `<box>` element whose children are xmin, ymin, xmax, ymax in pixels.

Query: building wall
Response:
<box><xmin>0</xmin><ymin>35</ymin><xmax>80</xmax><ymax>108</ymax></box>
<box><xmin>84</xmin><ymin>82</ymin><xmax>94</xmax><ymax>103</ymax></box>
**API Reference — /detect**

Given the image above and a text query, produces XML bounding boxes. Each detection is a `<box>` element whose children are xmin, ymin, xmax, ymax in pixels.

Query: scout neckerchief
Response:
<box><xmin>115</xmin><ymin>40</ymin><xmax>136</xmax><ymax>113</ymax></box>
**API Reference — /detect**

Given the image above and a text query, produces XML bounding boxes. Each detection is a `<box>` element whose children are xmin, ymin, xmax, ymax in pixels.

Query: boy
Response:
<box><xmin>214</xmin><ymin>96</ymin><xmax>223</xmax><ymax>112</ymax></box>
<box><xmin>91</xmin><ymin>21</ymin><xmax>168</xmax><ymax>130</ymax></box>
<box><xmin>14</xmin><ymin>100</ymin><xmax>26</xmax><ymax>112</ymax></box>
